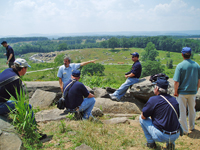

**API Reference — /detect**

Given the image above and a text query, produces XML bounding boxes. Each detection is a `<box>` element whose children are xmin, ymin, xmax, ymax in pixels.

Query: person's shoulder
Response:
<box><xmin>59</xmin><ymin>65</ymin><xmax>65</xmax><ymax>69</ymax></box>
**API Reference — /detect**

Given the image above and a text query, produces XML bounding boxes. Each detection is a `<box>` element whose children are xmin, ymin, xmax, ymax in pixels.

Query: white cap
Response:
<box><xmin>14</xmin><ymin>58</ymin><xmax>31</xmax><ymax>68</ymax></box>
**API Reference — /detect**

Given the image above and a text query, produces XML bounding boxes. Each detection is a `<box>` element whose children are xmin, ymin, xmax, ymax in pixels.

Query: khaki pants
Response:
<box><xmin>177</xmin><ymin>94</ymin><xmax>196</xmax><ymax>133</ymax></box>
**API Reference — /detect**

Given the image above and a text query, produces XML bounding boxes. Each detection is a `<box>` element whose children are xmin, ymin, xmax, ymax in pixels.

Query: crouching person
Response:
<box><xmin>140</xmin><ymin>77</ymin><xmax>180</xmax><ymax>149</ymax></box>
<box><xmin>64</xmin><ymin>70</ymin><xmax>95</xmax><ymax>120</ymax></box>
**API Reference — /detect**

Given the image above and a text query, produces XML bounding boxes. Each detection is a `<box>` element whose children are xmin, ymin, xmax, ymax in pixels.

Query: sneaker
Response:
<box><xmin>167</xmin><ymin>143</ymin><xmax>175</xmax><ymax>150</ymax></box>
<box><xmin>39</xmin><ymin>133</ymin><xmax>47</xmax><ymax>140</ymax></box>
<box><xmin>109</xmin><ymin>94</ymin><xmax>120</xmax><ymax>101</ymax></box>
<box><xmin>145</xmin><ymin>142</ymin><xmax>157</xmax><ymax>149</ymax></box>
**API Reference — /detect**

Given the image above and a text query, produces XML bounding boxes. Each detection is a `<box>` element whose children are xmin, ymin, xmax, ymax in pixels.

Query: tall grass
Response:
<box><xmin>8</xmin><ymin>88</ymin><xmax>42</xmax><ymax>149</ymax></box>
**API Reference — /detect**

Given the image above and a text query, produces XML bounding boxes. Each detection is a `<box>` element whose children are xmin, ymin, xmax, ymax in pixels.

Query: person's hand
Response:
<box><xmin>90</xmin><ymin>59</ymin><xmax>97</xmax><ymax>63</ymax></box>
<box><xmin>4</xmin><ymin>53</ymin><xmax>6</xmax><ymax>56</ymax></box>
<box><xmin>6</xmin><ymin>61</ymin><xmax>9</xmax><ymax>64</ymax></box>
<box><xmin>174</xmin><ymin>92</ymin><xmax>179</xmax><ymax>97</ymax></box>
<box><xmin>125</xmin><ymin>75</ymin><xmax>128</xmax><ymax>78</ymax></box>
<box><xmin>61</xmin><ymin>87</ymin><xmax>63</xmax><ymax>93</ymax></box>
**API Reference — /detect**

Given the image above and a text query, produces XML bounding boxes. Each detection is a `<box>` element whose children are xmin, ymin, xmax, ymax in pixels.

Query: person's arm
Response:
<box><xmin>141</xmin><ymin>112</ymin><xmax>146</xmax><ymax>119</ymax></box>
<box><xmin>125</xmin><ymin>73</ymin><xmax>135</xmax><ymax>78</ymax></box>
<box><xmin>87</xmin><ymin>93</ymin><xmax>95</xmax><ymax>98</ymax></box>
<box><xmin>198</xmin><ymin>79</ymin><xmax>200</xmax><ymax>92</ymax></box>
<box><xmin>174</xmin><ymin>81</ymin><xmax>179</xmax><ymax>97</ymax></box>
<box><xmin>59</xmin><ymin>78</ymin><xmax>63</xmax><ymax>93</ymax></box>
<box><xmin>6</xmin><ymin>53</ymin><xmax>13</xmax><ymax>64</ymax></box>
<box><xmin>80</xmin><ymin>60</ymin><xmax>96</xmax><ymax>66</ymax></box>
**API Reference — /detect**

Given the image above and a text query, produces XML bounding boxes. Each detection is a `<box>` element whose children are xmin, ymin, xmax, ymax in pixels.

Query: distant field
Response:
<box><xmin>1</xmin><ymin>47</ymin><xmax>200</xmax><ymax>81</ymax></box>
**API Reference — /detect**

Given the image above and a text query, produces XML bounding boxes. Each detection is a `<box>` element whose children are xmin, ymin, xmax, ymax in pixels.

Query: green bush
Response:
<box><xmin>81</xmin><ymin>63</ymin><xmax>105</xmax><ymax>76</ymax></box>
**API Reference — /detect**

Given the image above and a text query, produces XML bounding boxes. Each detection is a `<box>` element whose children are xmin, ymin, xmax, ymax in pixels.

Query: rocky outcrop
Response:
<box><xmin>103</xmin><ymin>117</ymin><xmax>130</xmax><ymax>124</ymax></box>
<box><xmin>0</xmin><ymin>115</ymin><xmax>22</xmax><ymax>150</ymax></box>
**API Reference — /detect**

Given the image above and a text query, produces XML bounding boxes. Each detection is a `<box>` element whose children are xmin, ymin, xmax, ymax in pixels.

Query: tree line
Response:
<box><xmin>0</xmin><ymin>35</ymin><xmax>200</xmax><ymax>57</ymax></box>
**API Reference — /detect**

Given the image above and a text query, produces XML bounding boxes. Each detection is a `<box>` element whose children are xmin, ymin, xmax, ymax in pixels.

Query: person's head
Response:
<box><xmin>1</xmin><ymin>41</ymin><xmax>8</xmax><ymax>47</ymax></box>
<box><xmin>153</xmin><ymin>77</ymin><xmax>169</xmax><ymax>95</ymax></box>
<box><xmin>64</xmin><ymin>56</ymin><xmax>71</xmax><ymax>67</ymax></box>
<box><xmin>13</xmin><ymin>58</ymin><xmax>31</xmax><ymax>76</ymax></box>
<box><xmin>181</xmin><ymin>47</ymin><xmax>191</xmax><ymax>59</ymax></box>
<box><xmin>71</xmin><ymin>70</ymin><xmax>81</xmax><ymax>81</ymax></box>
<box><xmin>130</xmin><ymin>52</ymin><xmax>139</xmax><ymax>62</ymax></box>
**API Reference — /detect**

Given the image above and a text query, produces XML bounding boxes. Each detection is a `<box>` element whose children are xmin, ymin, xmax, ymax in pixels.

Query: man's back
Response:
<box><xmin>64</xmin><ymin>79</ymin><xmax>89</xmax><ymax>109</ymax></box>
<box><xmin>173</xmin><ymin>59</ymin><xmax>200</xmax><ymax>94</ymax></box>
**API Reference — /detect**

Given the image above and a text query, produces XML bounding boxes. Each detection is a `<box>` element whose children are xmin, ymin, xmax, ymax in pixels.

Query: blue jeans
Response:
<box><xmin>139</xmin><ymin>116</ymin><xmax>180</xmax><ymax>145</ymax></box>
<box><xmin>112</xmin><ymin>77</ymin><xmax>139</xmax><ymax>100</ymax></box>
<box><xmin>79</xmin><ymin>97</ymin><xmax>95</xmax><ymax>119</ymax></box>
<box><xmin>0</xmin><ymin>100</ymin><xmax>35</xmax><ymax>123</ymax></box>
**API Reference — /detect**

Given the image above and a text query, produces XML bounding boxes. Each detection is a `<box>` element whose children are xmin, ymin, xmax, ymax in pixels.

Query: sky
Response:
<box><xmin>0</xmin><ymin>0</ymin><xmax>200</xmax><ymax>36</ymax></box>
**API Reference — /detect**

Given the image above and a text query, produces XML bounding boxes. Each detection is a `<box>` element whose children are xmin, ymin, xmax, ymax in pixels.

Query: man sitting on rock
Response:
<box><xmin>0</xmin><ymin>58</ymin><xmax>46</xmax><ymax>140</ymax></box>
<box><xmin>64</xmin><ymin>70</ymin><xmax>96</xmax><ymax>120</ymax></box>
<box><xmin>109</xmin><ymin>52</ymin><xmax>142</xmax><ymax>101</ymax></box>
<box><xmin>140</xmin><ymin>77</ymin><xmax>180</xmax><ymax>149</ymax></box>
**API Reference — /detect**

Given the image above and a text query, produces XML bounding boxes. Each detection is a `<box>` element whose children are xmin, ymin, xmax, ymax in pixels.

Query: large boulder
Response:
<box><xmin>94</xmin><ymin>98</ymin><xmax>141</xmax><ymax>114</ymax></box>
<box><xmin>0</xmin><ymin>116</ymin><xmax>22</xmax><ymax>150</ymax></box>
<box><xmin>29</xmin><ymin>89</ymin><xmax>57</xmax><ymax>109</ymax></box>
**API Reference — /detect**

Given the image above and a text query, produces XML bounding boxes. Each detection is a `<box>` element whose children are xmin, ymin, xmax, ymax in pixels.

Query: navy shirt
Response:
<box><xmin>131</xmin><ymin>60</ymin><xmax>142</xmax><ymax>78</ymax></box>
<box><xmin>6</xmin><ymin>45</ymin><xmax>15</xmax><ymax>62</ymax></box>
<box><xmin>0</xmin><ymin>68</ymin><xmax>22</xmax><ymax>103</ymax></box>
<box><xmin>63</xmin><ymin>79</ymin><xmax>89</xmax><ymax>109</ymax></box>
<box><xmin>142</xmin><ymin>94</ymin><xmax>180</xmax><ymax>132</ymax></box>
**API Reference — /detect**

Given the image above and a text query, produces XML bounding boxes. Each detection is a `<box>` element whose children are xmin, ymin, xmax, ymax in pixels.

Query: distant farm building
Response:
<box><xmin>118</xmin><ymin>62</ymin><xmax>124</xmax><ymax>64</ymax></box>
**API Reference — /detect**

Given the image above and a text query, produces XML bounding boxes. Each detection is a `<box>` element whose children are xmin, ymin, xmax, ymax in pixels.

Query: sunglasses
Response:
<box><xmin>132</xmin><ymin>56</ymin><xmax>135</xmax><ymax>58</ymax></box>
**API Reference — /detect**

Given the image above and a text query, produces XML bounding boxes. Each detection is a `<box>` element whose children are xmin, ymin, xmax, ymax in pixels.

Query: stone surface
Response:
<box><xmin>35</xmin><ymin>108</ymin><xmax>71</xmax><ymax>122</ymax></box>
<box><xmin>93</xmin><ymin>87</ymin><xmax>108</xmax><ymax>98</ymax></box>
<box><xmin>103</xmin><ymin>117</ymin><xmax>130</xmax><ymax>124</ymax></box>
<box><xmin>29</xmin><ymin>89</ymin><xmax>57</xmax><ymax>109</ymax></box>
<box><xmin>75</xmin><ymin>144</ymin><xmax>93</xmax><ymax>150</ymax></box>
<box><xmin>95</xmin><ymin>98</ymin><xmax>141</xmax><ymax>114</ymax></box>
<box><xmin>92</xmin><ymin>107</ymin><xmax>104</xmax><ymax>117</ymax></box>
<box><xmin>0</xmin><ymin>115</ymin><xmax>22</xmax><ymax>150</ymax></box>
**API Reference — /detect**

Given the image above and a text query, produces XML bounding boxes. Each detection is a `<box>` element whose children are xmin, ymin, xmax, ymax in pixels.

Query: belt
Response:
<box><xmin>161</xmin><ymin>129</ymin><xmax>179</xmax><ymax>135</ymax></box>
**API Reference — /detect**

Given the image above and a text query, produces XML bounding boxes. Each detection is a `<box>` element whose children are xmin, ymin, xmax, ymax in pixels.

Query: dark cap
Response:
<box><xmin>130</xmin><ymin>52</ymin><xmax>139</xmax><ymax>57</ymax></box>
<box><xmin>1</xmin><ymin>41</ymin><xmax>7</xmax><ymax>45</ymax></box>
<box><xmin>72</xmin><ymin>70</ymin><xmax>81</xmax><ymax>77</ymax></box>
<box><xmin>155</xmin><ymin>77</ymin><xmax>169</xmax><ymax>89</ymax></box>
<box><xmin>181</xmin><ymin>47</ymin><xmax>191</xmax><ymax>55</ymax></box>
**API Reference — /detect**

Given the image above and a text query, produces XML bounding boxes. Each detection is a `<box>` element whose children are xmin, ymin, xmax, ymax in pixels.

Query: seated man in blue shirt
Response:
<box><xmin>57</xmin><ymin>56</ymin><xmax>96</xmax><ymax>93</ymax></box>
<box><xmin>109</xmin><ymin>52</ymin><xmax>142</xmax><ymax>101</ymax></box>
<box><xmin>140</xmin><ymin>77</ymin><xmax>180</xmax><ymax>149</ymax></box>
<box><xmin>63</xmin><ymin>70</ymin><xmax>95</xmax><ymax>120</ymax></box>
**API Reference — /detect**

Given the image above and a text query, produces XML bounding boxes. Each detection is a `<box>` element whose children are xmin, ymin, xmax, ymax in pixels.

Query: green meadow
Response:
<box><xmin>1</xmin><ymin>47</ymin><xmax>200</xmax><ymax>88</ymax></box>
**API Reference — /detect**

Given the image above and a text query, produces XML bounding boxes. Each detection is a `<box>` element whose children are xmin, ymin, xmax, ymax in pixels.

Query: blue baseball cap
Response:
<box><xmin>155</xmin><ymin>77</ymin><xmax>169</xmax><ymax>89</ymax></box>
<box><xmin>72</xmin><ymin>70</ymin><xmax>81</xmax><ymax>77</ymax></box>
<box><xmin>130</xmin><ymin>52</ymin><xmax>139</xmax><ymax>57</ymax></box>
<box><xmin>181</xmin><ymin>47</ymin><xmax>191</xmax><ymax>55</ymax></box>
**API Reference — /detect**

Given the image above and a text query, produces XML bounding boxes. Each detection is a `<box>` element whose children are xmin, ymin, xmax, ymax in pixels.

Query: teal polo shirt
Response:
<box><xmin>173</xmin><ymin>59</ymin><xmax>200</xmax><ymax>95</ymax></box>
<box><xmin>57</xmin><ymin>63</ymin><xmax>81</xmax><ymax>85</ymax></box>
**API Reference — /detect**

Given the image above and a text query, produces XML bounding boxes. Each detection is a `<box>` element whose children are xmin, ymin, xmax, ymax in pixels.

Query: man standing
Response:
<box><xmin>64</xmin><ymin>70</ymin><xmax>95</xmax><ymax>120</ymax></box>
<box><xmin>140</xmin><ymin>77</ymin><xmax>180</xmax><ymax>149</ymax></box>
<box><xmin>1</xmin><ymin>41</ymin><xmax>15</xmax><ymax>68</ymax></box>
<box><xmin>109</xmin><ymin>52</ymin><xmax>142</xmax><ymax>101</ymax></box>
<box><xmin>57</xmin><ymin>56</ymin><xmax>96</xmax><ymax>92</ymax></box>
<box><xmin>173</xmin><ymin>47</ymin><xmax>200</xmax><ymax>134</ymax></box>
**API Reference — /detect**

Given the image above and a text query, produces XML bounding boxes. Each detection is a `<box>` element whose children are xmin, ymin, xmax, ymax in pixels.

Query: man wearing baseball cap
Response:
<box><xmin>1</xmin><ymin>41</ymin><xmax>15</xmax><ymax>68</ymax></box>
<box><xmin>173</xmin><ymin>47</ymin><xmax>200</xmax><ymax>135</ymax></box>
<box><xmin>140</xmin><ymin>77</ymin><xmax>180</xmax><ymax>149</ymax></box>
<box><xmin>0</xmin><ymin>58</ymin><xmax>47</xmax><ymax>140</ymax></box>
<box><xmin>109</xmin><ymin>52</ymin><xmax>142</xmax><ymax>101</ymax></box>
<box><xmin>63</xmin><ymin>70</ymin><xmax>96</xmax><ymax>120</ymax></box>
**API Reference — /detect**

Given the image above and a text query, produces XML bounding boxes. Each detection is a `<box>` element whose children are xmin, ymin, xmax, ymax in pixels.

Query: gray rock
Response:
<box><xmin>75</xmin><ymin>144</ymin><xmax>93</xmax><ymax>150</ymax></box>
<box><xmin>92</xmin><ymin>107</ymin><xmax>104</xmax><ymax>117</ymax></box>
<box><xmin>103</xmin><ymin>117</ymin><xmax>130</xmax><ymax>124</ymax></box>
<box><xmin>195</xmin><ymin>111</ymin><xmax>200</xmax><ymax>120</ymax></box>
<box><xmin>0</xmin><ymin>115</ymin><xmax>15</xmax><ymax>133</ymax></box>
<box><xmin>29</xmin><ymin>89</ymin><xmax>56</xmax><ymax>109</ymax></box>
<box><xmin>93</xmin><ymin>87</ymin><xmax>108</xmax><ymax>98</ymax></box>
<box><xmin>0</xmin><ymin>129</ymin><xmax>2</xmax><ymax>135</ymax></box>
<box><xmin>95</xmin><ymin>98</ymin><xmax>141</xmax><ymax>114</ymax></box>
<box><xmin>35</xmin><ymin>108</ymin><xmax>71</xmax><ymax>122</ymax></box>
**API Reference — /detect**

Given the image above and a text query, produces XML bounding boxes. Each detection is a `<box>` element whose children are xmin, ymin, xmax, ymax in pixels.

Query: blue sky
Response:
<box><xmin>0</xmin><ymin>0</ymin><xmax>200</xmax><ymax>36</ymax></box>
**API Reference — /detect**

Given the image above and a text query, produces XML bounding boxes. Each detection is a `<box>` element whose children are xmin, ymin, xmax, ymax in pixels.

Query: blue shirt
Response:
<box><xmin>173</xmin><ymin>59</ymin><xmax>200</xmax><ymax>95</ymax></box>
<box><xmin>6</xmin><ymin>45</ymin><xmax>15</xmax><ymax>62</ymax></box>
<box><xmin>63</xmin><ymin>79</ymin><xmax>89</xmax><ymax>109</ymax></box>
<box><xmin>142</xmin><ymin>94</ymin><xmax>180</xmax><ymax>132</ymax></box>
<box><xmin>0</xmin><ymin>68</ymin><xmax>22</xmax><ymax>103</ymax></box>
<box><xmin>57</xmin><ymin>63</ymin><xmax>81</xmax><ymax>85</ymax></box>
<box><xmin>131</xmin><ymin>60</ymin><xmax>142</xmax><ymax>78</ymax></box>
